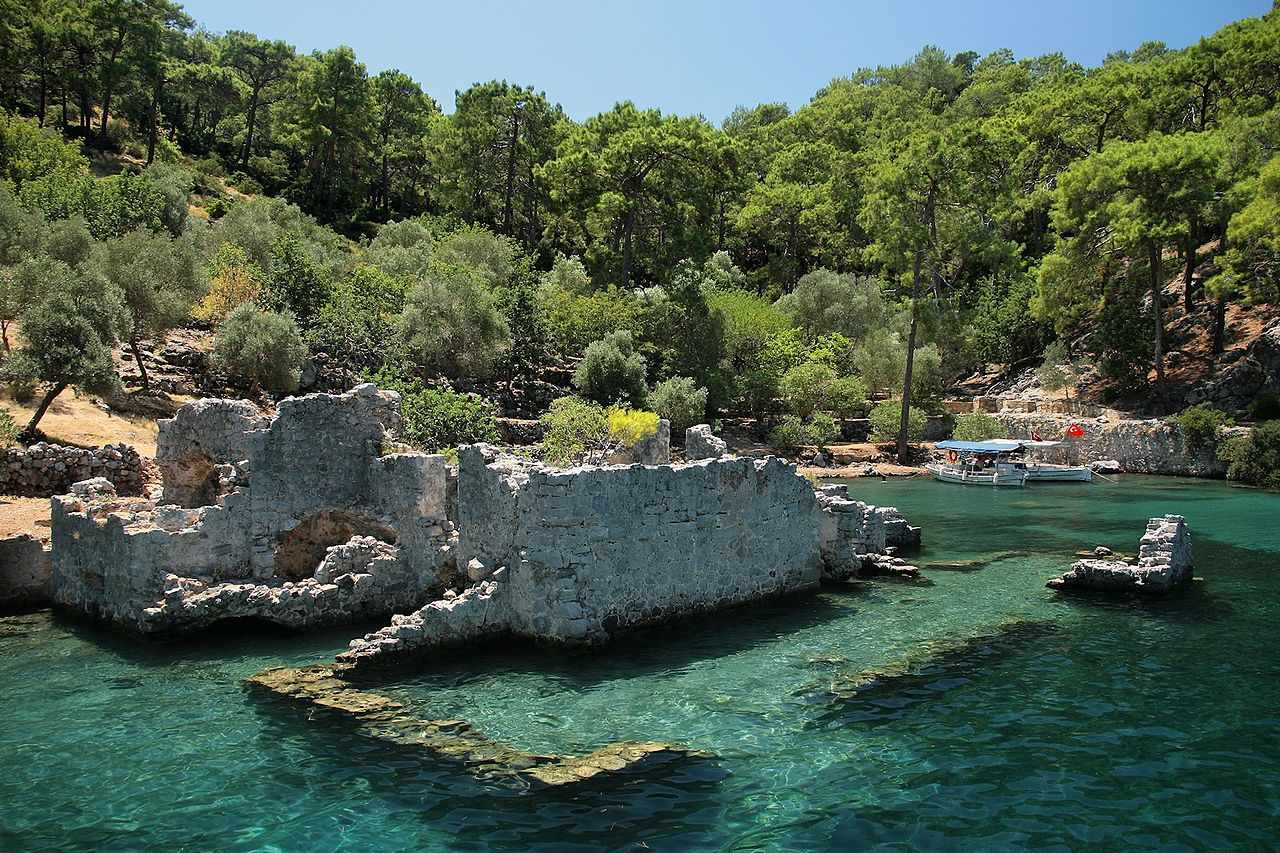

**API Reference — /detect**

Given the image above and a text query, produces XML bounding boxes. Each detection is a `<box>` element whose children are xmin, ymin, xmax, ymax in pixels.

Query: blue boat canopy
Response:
<box><xmin>935</xmin><ymin>439</ymin><xmax>1024</xmax><ymax>453</ymax></box>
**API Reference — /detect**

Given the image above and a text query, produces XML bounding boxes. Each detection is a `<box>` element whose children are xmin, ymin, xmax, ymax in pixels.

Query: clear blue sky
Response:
<box><xmin>181</xmin><ymin>0</ymin><xmax>1271</xmax><ymax>123</ymax></box>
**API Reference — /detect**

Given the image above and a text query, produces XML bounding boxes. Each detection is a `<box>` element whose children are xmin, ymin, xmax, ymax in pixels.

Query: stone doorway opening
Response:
<box><xmin>272</xmin><ymin>510</ymin><xmax>398</xmax><ymax>581</ymax></box>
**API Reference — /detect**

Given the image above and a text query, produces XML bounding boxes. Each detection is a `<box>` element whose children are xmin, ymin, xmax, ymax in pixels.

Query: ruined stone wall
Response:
<box><xmin>339</xmin><ymin>447</ymin><xmax>825</xmax><ymax>663</ymax></box>
<box><xmin>0</xmin><ymin>442</ymin><xmax>143</xmax><ymax>497</ymax></box>
<box><xmin>51</xmin><ymin>386</ymin><xmax>455</xmax><ymax>633</ymax></box>
<box><xmin>1049</xmin><ymin>515</ymin><xmax>1193</xmax><ymax>595</ymax></box>
<box><xmin>0</xmin><ymin>533</ymin><xmax>51</xmax><ymax>610</ymax></box>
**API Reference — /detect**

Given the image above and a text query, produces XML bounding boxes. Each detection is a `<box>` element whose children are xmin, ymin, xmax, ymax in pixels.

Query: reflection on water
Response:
<box><xmin>2</xmin><ymin>475</ymin><xmax>1278</xmax><ymax>850</ymax></box>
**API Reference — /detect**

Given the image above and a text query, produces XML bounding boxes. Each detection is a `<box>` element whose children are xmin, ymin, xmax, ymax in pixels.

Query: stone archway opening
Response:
<box><xmin>272</xmin><ymin>510</ymin><xmax>398</xmax><ymax>581</ymax></box>
<box><xmin>162</xmin><ymin>451</ymin><xmax>222</xmax><ymax>508</ymax></box>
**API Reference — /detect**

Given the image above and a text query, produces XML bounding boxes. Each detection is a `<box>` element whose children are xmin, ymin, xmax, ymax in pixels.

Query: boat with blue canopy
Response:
<box><xmin>928</xmin><ymin>439</ymin><xmax>1094</xmax><ymax>486</ymax></box>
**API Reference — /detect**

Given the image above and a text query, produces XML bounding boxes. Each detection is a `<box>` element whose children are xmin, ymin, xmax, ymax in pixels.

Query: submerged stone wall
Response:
<box><xmin>0</xmin><ymin>442</ymin><xmax>143</xmax><ymax>497</ymax></box>
<box><xmin>51</xmin><ymin>385</ymin><xmax>454</xmax><ymax>632</ymax></box>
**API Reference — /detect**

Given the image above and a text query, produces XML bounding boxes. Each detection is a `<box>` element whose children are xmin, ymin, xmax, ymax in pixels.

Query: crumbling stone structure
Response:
<box><xmin>1048</xmin><ymin>515</ymin><xmax>1193</xmax><ymax>595</ymax></box>
<box><xmin>0</xmin><ymin>533</ymin><xmax>51</xmax><ymax>610</ymax></box>
<box><xmin>685</xmin><ymin>424</ymin><xmax>728</xmax><ymax>460</ymax></box>
<box><xmin>50</xmin><ymin>388</ymin><xmax>914</xmax><ymax>641</ymax></box>
<box><xmin>50</xmin><ymin>385</ymin><xmax>455</xmax><ymax>632</ymax></box>
<box><xmin>338</xmin><ymin>445</ymin><xmax>913</xmax><ymax>667</ymax></box>
<box><xmin>0</xmin><ymin>442</ymin><xmax>143</xmax><ymax>497</ymax></box>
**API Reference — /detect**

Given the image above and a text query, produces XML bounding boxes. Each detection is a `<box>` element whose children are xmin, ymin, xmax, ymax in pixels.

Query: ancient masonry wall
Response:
<box><xmin>1048</xmin><ymin>515</ymin><xmax>1193</xmax><ymax>595</ymax></box>
<box><xmin>0</xmin><ymin>534</ymin><xmax>51</xmax><ymax>610</ymax></box>
<box><xmin>340</xmin><ymin>444</ymin><xmax>912</xmax><ymax>666</ymax></box>
<box><xmin>0</xmin><ymin>442</ymin><xmax>143</xmax><ymax>497</ymax></box>
<box><xmin>50</xmin><ymin>385</ymin><xmax>454</xmax><ymax>632</ymax></box>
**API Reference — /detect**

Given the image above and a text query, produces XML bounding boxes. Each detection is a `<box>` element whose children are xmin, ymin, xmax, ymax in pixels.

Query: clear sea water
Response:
<box><xmin>2</xmin><ymin>475</ymin><xmax>1278</xmax><ymax>851</ymax></box>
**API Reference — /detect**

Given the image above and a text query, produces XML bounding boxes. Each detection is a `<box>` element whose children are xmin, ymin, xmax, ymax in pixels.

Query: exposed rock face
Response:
<box><xmin>685</xmin><ymin>424</ymin><xmax>728</xmax><ymax>460</ymax></box>
<box><xmin>996</xmin><ymin>413</ymin><xmax>1226</xmax><ymax>477</ymax></box>
<box><xmin>0</xmin><ymin>534</ymin><xmax>51</xmax><ymax>610</ymax></box>
<box><xmin>0</xmin><ymin>442</ymin><xmax>143</xmax><ymax>497</ymax></box>
<box><xmin>51</xmin><ymin>385</ymin><xmax>454</xmax><ymax>632</ymax></box>
<box><xmin>1048</xmin><ymin>515</ymin><xmax>1193</xmax><ymax>595</ymax></box>
<box><xmin>1184</xmin><ymin>320</ymin><xmax>1280</xmax><ymax>412</ymax></box>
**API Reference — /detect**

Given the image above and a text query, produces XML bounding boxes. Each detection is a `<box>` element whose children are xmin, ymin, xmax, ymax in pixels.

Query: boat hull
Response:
<box><xmin>1024</xmin><ymin>465</ymin><xmax>1093</xmax><ymax>482</ymax></box>
<box><xmin>927</xmin><ymin>463</ymin><xmax>1028</xmax><ymax>487</ymax></box>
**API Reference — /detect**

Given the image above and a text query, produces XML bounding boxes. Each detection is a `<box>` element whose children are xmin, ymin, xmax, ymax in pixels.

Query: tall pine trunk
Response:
<box><xmin>896</xmin><ymin>246</ymin><xmax>924</xmax><ymax>464</ymax></box>
<box><xmin>503</xmin><ymin>108</ymin><xmax>519</xmax><ymax>237</ymax></box>
<box><xmin>1149</xmin><ymin>240</ymin><xmax>1166</xmax><ymax>395</ymax></box>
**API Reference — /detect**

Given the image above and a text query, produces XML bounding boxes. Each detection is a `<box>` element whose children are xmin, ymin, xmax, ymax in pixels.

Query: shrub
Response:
<box><xmin>606</xmin><ymin>407</ymin><xmax>659</xmax><ymax>447</ymax></box>
<box><xmin>738</xmin><ymin>368</ymin><xmax>781</xmax><ymax>424</ymax></box>
<box><xmin>307</xmin><ymin>266</ymin><xmax>402</xmax><ymax>370</ymax></box>
<box><xmin>769</xmin><ymin>415</ymin><xmax>811</xmax><ymax>452</ymax></box>
<box><xmin>572</xmin><ymin>330</ymin><xmax>648</xmax><ymax>407</ymax></box>
<box><xmin>540</xmin><ymin>396</ymin><xmax>608</xmax><ymax>467</ymax></box>
<box><xmin>212</xmin><ymin>304</ymin><xmax>306</xmax><ymax>396</ymax></box>
<box><xmin>1250</xmin><ymin>392</ymin><xmax>1280</xmax><ymax>422</ymax></box>
<box><xmin>1218</xmin><ymin>421</ymin><xmax>1280</xmax><ymax>489</ymax></box>
<box><xmin>195</xmin><ymin>243</ymin><xmax>264</xmax><ymax>326</ymax></box>
<box><xmin>953</xmin><ymin>412</ymin><xmax>1005</xmax><ymax>442</ymax></box>
<box><xmin>649</xmin><ymin>376</ymin><xmax>708</xmax><ymax>435</ymax></box>
<box><xmin>141</xmin><ymin>161</ymin><xmax>194</xmax><ymax>236</ymax></box>
<box><xmin>870</xmin><ymin>400</ymin><xmax>924</xmax><ymax>442</ymax></box>
<box><xmin>367</xmin><ymin>370</ymin><xmax>499</xmax><ymax>451</ymax></box>
<box><xmin>779</xmin><ymin>362</ymin><xmax>836</xmax><ymax>418</ymax></box>
<box><xmin>1174</xmin><ymin>404</ymin><xmax>1235</xmax><ymax>452</ymax></box>
<box><xmin>826</xmin><ymin>376</ymin><xmax>869</xmax><ymax>421</ymax></box>
<box><xmin>0</xmin><ymin>410</ymin><xmax>19</xmax><ymax>448</ymax></box>
<box><xmin>542</xmin><ymin>253</ymin><xmax>593</xmax><ymax>295</ymax></box>
<box><xmin>398</xmin><ymin>260</ymin><xmax>511</xmax><ymax>379</ymax></box>
<box><xmin>260</xmin><ymin>233</ymin><xmax>332</xmax><ymax>328</ymax></box>
<box><xmin>807</xmin><ymin>412</ymin><xmax>839</xmax><ymax>449</ymax></box>
<box><xmin>538</xmin><ymin>284</ymin><xmax>640</xmax><ymax>357</ymax></box>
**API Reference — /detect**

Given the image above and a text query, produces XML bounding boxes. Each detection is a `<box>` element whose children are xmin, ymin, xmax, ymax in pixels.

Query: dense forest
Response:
<box><xmin>1</xmin><ymin>1</ymin><xmax>1279</xmax><ymax>465</ymax></box>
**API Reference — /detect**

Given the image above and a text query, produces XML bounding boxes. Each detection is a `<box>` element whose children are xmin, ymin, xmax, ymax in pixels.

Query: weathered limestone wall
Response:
<box><xmin>340</xmin><ymin>446</ymin><xmax>915</xmax><ymax>667</ymax></box>
<box><xmin>0</xmin><ymin>533</ymin><xmax>51</xmax><ymax>610</ymax></box>
<box><xmin>51</xmin><ymin>385</ymin><xmax>455</xmax><ymax>632</ymax></box>
<box><xmin>995</xmin><ymin>414</ymin><xmax>1226</xmax><ymax>477</ymax></box>
<box><xmin>685</xmin><ymin>424</ymin><xmax>727</xmax><ymax>460</ymax></box>
<box><xmin>1049</xmin><ymin>515</ymin><xmax>1193</xmax><ymax>595</ymax></box>
<box><xmin>469</xmin><ymin>446</ymin><xmax>822</xmax><ymax>643</ymax></box>
<box><xmin>0</xmin><ymin>442</ymin><xmax>143</xmax><ymax>497</ymax></box>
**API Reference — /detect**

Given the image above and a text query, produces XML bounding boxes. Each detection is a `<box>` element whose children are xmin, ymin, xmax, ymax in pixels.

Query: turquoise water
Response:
<box><xmin>2</xmin><ymin>475</ymin><xmax>1279</xmax><ymax>851</ymax></box>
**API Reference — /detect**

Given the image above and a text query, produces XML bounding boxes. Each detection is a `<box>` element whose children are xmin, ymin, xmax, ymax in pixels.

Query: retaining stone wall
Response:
<box><xmin>0</xmin><ymin>442</ymin><xmax>143</xmax><ymax>497</ymax></box>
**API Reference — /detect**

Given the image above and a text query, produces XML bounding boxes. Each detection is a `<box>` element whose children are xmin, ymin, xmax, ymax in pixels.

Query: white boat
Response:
<box><xmin>927</xmin><ymin>459</ymin><xmax>1028</xmax><ymax>487</ymax></box>
<box><xmin>1016</xmin><ymin>440</ymin><xmax>1093</xmax><ymax>482</ymax></box>
<box><xmin>930</xmin><ymin>439</ymin><xmax>1092</xmax><ymax>486</ymax></box>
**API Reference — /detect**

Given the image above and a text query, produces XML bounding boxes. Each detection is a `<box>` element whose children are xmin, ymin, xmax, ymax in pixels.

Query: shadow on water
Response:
<box><xmin>799</xmin><ymin>619</ymin><xmax>1062</xmax><ymax>729</ymax></box>
<box><xmin>248</xmin><ymin>695</ymin><xmax>729</xmax><ymax>851</ymax></box>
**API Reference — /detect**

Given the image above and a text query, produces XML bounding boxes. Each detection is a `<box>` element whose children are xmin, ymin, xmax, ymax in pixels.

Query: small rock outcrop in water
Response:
<box><xmin>1048</xmin><ymin>515</ymin><xmax>1193</xmax><ymax>595</ymax></box>
<box><xmin>685</xmin><ymin>424</ymin><xmax>728</xmax><ymax>460</ymax></box>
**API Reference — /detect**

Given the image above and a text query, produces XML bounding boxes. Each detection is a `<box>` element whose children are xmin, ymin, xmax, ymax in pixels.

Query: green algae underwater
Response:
<box><xmin>2</xmin><ymin>475</ymin><xmax>1278</xmax><ymax>851</ymax></box>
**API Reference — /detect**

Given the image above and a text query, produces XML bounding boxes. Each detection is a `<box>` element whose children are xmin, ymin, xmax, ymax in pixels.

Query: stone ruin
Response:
<box><xmin>45</xmin><ymin>388</ymin><xmax>918</xmax><ymax>642</ymax></box>
<box><xmin>1048</xmin><ymin>514</ymin><xmax>1193</xmax><ymax>595</ymax></box>
<box><xmin>338</xmin><ymin>446</ymin><xmax>920</xmax><ymax>668</ymax></box>
<box><xmin>51</xmin><ymin>385</ymin><xmax>455</xmax><ymax>632</ymax></box>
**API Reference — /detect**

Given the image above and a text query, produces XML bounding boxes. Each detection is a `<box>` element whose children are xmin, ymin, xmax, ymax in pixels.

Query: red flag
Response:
<box><xmin>1066</xmin><ymin>423</ymin><xmax>1085</xmax><ymax>439</ymax></box>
